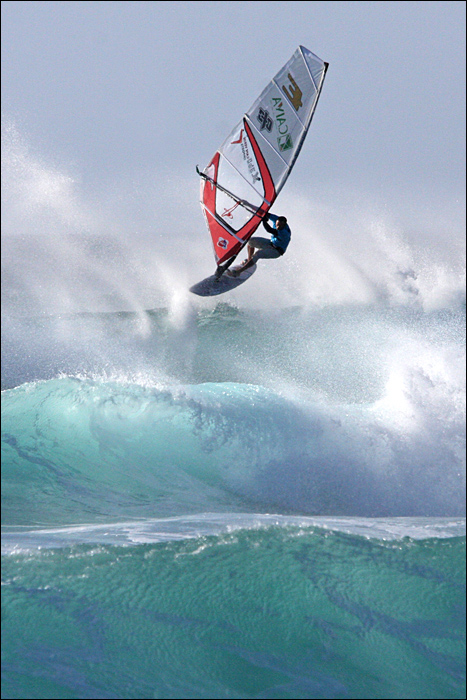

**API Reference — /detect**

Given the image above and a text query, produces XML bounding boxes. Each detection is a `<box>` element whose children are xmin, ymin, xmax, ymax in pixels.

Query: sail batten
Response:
<box><xmin>199</xmin><ymin>46</ymin><xmax>328</xmax><ymax>267</ymax></box>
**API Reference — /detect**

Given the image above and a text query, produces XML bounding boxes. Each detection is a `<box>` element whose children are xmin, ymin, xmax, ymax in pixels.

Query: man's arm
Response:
<box><xmin>262</xmin><ymin>214</ymin><xmax>275</xmax><ymax>234</ymax></box>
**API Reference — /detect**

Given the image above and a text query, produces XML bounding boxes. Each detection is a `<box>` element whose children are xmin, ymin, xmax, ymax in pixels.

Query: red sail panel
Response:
<box><xmin>201</xmin><ymin>122</ymin><xmax>276</xmax><ymax>266</ymax></box>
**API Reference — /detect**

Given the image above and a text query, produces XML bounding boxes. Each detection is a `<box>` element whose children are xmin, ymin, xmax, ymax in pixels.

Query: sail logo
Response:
<box><xmin>217</xmin><ymin>237</ymin><xmax>229</xmax><ymax>249</ymax></box>
<box><xmin>277</xmin><ymin>134</ymin><xmax>293</xmax><ymax>152</ymax></box>
<box><xmin>222</xmin><ymin>202</ymin><xmax>240</xmax><ymax>219</ymax></box>
<box><xmin>231</xmin><ymin>129</ymin><xmax>244</xmax><ymax>144</ymax></box>
<box><xmin>282</xmin><ymin>73</ymin><xmax>303</xmax><ymax>111</ymax></box>
<box><xmin>271</xmin><ymin>97</ymin><xmax>294</xmax><ymax>152</ymax></box>
<box><xmin>237</xmin><ymin>128</ymin><xmax>261</xmax><ymax>183</ymax></box>
<box><xmin>257</xmin><ymin>108</ymin><xmax>273</xmax><ymax>132</ymax></box>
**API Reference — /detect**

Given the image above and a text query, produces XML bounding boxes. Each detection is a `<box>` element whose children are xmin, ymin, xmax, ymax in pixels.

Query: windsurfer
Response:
<box><xmin>228</xmin><ymin>213</ymin><xmax>291</xmax><ymax>276</ymax></box>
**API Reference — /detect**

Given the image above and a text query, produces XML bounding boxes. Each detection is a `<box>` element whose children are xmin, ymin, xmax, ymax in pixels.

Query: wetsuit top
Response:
<box><xmin>263</xmin><ymin>214</ymin><xmax>291</xmax><ymax>254</ymax></box>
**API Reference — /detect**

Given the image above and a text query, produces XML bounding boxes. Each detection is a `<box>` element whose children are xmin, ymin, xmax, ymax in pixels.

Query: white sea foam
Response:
<box><xmin>2</xmin><ymin>514</ymin><xmax>465</xmax><ymax>554</ymax></box>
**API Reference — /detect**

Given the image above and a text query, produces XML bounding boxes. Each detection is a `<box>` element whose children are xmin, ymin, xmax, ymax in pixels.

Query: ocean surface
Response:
<box><xmin>2</xmin><ymin>300</ymin><xmax>466</xmax><ymax>699</ymax></box>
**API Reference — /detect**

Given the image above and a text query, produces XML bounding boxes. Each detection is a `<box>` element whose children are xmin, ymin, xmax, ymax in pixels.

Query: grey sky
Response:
<box><xmin>2</xmin><ymin>1</ymin><xmax>465</xmax><ymax>198</ymax></box>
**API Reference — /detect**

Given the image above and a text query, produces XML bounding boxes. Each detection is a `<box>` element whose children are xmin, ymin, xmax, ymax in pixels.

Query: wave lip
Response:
<box><xmin>2</xmin><ymin>370</ymin><xmax>466</xmax><ymax>524</ymax></box>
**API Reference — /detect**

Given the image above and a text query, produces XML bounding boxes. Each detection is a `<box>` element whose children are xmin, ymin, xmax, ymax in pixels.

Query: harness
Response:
<box><xmin>271</xmin><ymin>243</ymin><xmax>285</xmax><ymax>255</ymax></box>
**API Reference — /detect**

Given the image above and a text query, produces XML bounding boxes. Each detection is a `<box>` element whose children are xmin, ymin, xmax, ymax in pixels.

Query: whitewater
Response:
<box><xmin>2</xmin><ymin>122</ymin><xmax>466</xmax><ymax>699</ymax></box>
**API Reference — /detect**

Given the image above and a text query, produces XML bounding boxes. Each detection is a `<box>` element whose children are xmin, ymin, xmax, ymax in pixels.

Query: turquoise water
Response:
<box><xmin>2</xmin><ymin>526</ymin><xmax>465</xmax><ymax>699</ymax></box>
<box><xmin>2</xmin><ymin>304</ymin><xmax>466</xmax><ymax>698</ymax></box>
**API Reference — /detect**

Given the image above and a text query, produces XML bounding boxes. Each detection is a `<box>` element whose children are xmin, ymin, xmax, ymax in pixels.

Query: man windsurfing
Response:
<box><xmin>227</xmin><ymin>213</ymin><xmax>291</xmax><ymax>277</ymax></box>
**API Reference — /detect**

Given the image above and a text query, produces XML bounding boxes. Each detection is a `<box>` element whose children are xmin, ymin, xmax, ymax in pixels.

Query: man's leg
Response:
<box><xmin>238</xmin><ymin>244</ymin><xmax>254</xmax><ymax>266</ymax></box>
<box><xmin>229</xmin><ymin>238</ymin><xmax>276</xmax><ymax>276</ymax></box>
<box><xmin>240</xmin><ymin>244</ymin><xmax>258</xmax><ymax>270</ymax></box>
<box><xmin>238</xmin><ymin>238</ymin><xmax>268</xmax><ymax>269</ymax></box>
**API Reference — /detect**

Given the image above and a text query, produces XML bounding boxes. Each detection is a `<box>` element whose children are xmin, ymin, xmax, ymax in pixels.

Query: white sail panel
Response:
<box><xmin>216</xmin><ymin>155</ymin><xmax>264</xmax><ymax>233</ymax></box>
<box><xmin>244</xmin><ymin>46</ymin><xmax>327</xmax><ymax>194</ymax></box>
<box><xmin>301</xmin><ymin>46</ymin><xmax>328</xmax><ymax>93</ymax></box>
<box><xmin>220</xmin><ymin>125</ymin><xmax>266</xmax><ymax>202</ymax></box>
<box><xmin>247</xmin><ymin>93</ymin><xmax>304</xmax><ymax>169</ymax></box>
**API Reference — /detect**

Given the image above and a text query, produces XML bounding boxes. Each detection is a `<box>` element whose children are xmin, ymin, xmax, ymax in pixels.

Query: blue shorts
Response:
<box><xmin>248</xmin><ymin>237</ymin><xmax>283</xmax><ymax>263</ymax></box>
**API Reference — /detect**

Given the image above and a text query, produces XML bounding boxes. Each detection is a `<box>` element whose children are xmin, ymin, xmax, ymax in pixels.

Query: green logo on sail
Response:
<box><xmin>278</xmin><ymin>133</ymin><xmax>293</xmax><ymax>151</ymax></box>
<box><xmin>271</xmin><ymin>97</ymin><xmax>294</xmax><ymax>152</ymax></box>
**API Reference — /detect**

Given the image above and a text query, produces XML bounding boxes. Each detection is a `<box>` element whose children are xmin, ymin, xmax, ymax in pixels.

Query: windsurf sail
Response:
<box><xmin>198</xmin><ymin>46</ymin><xmax>328</xmax><ymax>272</ymax></box>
